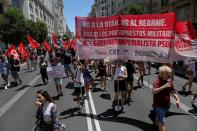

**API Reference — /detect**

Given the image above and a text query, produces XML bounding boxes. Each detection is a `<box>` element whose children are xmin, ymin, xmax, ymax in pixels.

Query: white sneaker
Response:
<box><xmin>7</xmin><ymin>82</ymin><xmax>10</xmax><ymax>87</ymax></box>
<box><xmin>4</xmin><ymin>86</ymin><xmax>8</xmax><ymax>90</ymax></box>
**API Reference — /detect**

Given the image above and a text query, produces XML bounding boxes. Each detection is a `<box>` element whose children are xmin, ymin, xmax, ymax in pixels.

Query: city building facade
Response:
<box><xmin>154</xmin><ymin>0</ymin><xmax>197</xmax><ymax>26</ymax></box>
<box><xmin>0</xmin><ymin>0</ymin><xmax>11</xmax><ymax>13</ymax></box>
<box><xmin>0</xmin><ymin>0</ymin><xmax>66</xmax><ymax>36</ymax></box>
<box><xmin>90</xmin><ymin>0</ymin><xmax>152</xmax><ymax>17</ymax></box>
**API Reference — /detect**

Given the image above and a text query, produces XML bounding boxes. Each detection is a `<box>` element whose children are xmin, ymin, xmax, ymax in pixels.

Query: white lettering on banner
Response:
<box><xmin>47</xmin><ymin>65</ymin><xmax>66</xmax><ymax>78</ymax></box>
<box><xmin>147</xmin><ymin>30</ymin><xmax>174</xmax><ymax>37</ymax></box>
<box><xmin>139</xmin><ymin>19</ymin><xmax>166</xmax><ymax>27</ymax></box>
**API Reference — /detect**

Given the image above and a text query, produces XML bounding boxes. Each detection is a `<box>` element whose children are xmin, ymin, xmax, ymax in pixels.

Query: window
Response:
<box><xmin>31</xmin><ymin>14</ymin><xmax>34</xmax><ymax>21</ymax></box>
<box><xmin>0</xmin><ymin>4</ymin><xmax>3</xmax><ymax>13</ymax></box>
<box><xmin>176</xmin><ymin>4</ymin><xmax>190</xmax><ymax>21</ymax></box>
<box><xmin>161</xmin><ymin>0</ymin><xmax>168</xmax><ymax>7</ymax></box>
<box><xmin>11</xmin><ymin>0</ymin><xmax>20</xmax><ymax>8</ymax></box>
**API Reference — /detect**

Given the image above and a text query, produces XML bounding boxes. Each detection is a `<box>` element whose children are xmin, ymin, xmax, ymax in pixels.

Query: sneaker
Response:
<box><xmin>4</xmin><ymin>86</ymin><xmax>8</xmax><ymax>90</ymax></box>
<box><xmin>79</xmin><ymin>105</ymin><xmax>82</xmax><ymax>109</ymax></box>
<box><xmin>7</xmin><ymin>82</ymin><xmax>10</xmax><ymax>87</ymax></box>
<box><xmin>104</xmin><ymin>88</ymin><xmax>108</xmax><ymax>91</ymax></box>
<box><xmin>60</xmin><ymin>92</ymin><xmax>64</xmax><ymax>96</ymax></box>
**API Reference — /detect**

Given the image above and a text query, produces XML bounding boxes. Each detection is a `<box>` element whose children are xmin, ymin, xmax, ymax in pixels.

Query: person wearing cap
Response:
<box><xmin>152</xmin><ymin>65</ymin><xmax>180</xmax><ymax>131</ymax></box>
<box><xmin>0</xmin><ymin>56</ymin><xmax>10</xmax><ymax>89</ymax></box>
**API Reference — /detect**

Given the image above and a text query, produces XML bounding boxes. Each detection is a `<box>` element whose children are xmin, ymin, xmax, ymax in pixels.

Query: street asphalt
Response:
<box><xmin>0</xmin><ymin>64</ymin><xmax>197</xmax><ymax>131</ymax></box>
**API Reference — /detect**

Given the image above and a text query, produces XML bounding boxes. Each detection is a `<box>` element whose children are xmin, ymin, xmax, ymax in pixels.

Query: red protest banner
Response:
<box><xmin>75</xmin><ymin>13</ymin><xmax>176</xmax><ymax>62</ymax></box>
<box><xmin>174</xmin><ymin>21</ymin><xmax>197</xmax><ymax>58</ymax></box>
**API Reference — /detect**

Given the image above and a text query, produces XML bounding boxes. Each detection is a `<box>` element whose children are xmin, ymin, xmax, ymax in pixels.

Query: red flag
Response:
<box><xmin>52</xmin><ymin>33</ymin><xmax>58</xmax><ymax>48</ymax></box>
<box><xmin>63</xmin><ymin>40</ymin><xmax>69</xmax><ymax>49</ymax></box>
<box><xmin>43</xmin><ymin>41</ymin><xmax>51</xmax><ymax>52</ymax></box>
<box><xmin>70</xmin><ymin>39</ymin><xmax>76</xmax><ymax>49</ymax></box>
<box><xmin>18</xmin><ymin>41</ymin><xmax>30</xmax><ymax>61</ymax></box>
<box><xmin>6</xmin><ymin>45</ymin><xmax>19</xmax><ymax>60</ymax></box>
<box><xmin>27</xmin><ymin>35</ymin><xmax>40</xmax><ymax>49</ymax></box>
<box><xmin>176</xmin><ymin>21</ymin><xmax>197</xmax><ymax>39</ymax></box>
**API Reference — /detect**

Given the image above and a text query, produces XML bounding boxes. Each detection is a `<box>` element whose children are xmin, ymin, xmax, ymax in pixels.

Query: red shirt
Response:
<box><xmin>153</xmin><ymin>78</ymin><xmax>175</xmax><ymax>108</ymax></box>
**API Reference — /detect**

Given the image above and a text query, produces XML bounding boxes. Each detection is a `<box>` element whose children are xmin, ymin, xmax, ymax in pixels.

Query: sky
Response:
<box><xmin>64</xmin><ymin>0</ymin><xmax>94</xmax><ymax>33</ymax></box>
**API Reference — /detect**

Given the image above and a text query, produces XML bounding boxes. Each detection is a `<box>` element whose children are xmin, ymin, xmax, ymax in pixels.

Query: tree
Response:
<box><xmin>63</xmin><ymin>33</ymin><xmax>71</xmax><ymax>41</ymax></box>
<box><xmin>119</xmin><ymin>3</ymin><xmax>145</xmax><ymax>15</ymax></box>
<box><xmin>0</xmin><ymin>7</ymin><xmax>48</xmax><ymax>47</ymax></box>
<box><xmin>0</xmin><ymin>8</ymin><xmax>26</xmax><ymax>46</ymax></box>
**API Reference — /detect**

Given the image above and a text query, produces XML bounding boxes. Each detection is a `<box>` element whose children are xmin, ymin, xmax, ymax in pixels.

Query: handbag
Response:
<box><xmin>51</xmin><ymin>107</ymin><xmax>66</xmax><ymax>131</ymax></box>
<box><xmin>32</xmin><ymin>120</ymin><xmax>41</xmax><ymax>131</ymax></box>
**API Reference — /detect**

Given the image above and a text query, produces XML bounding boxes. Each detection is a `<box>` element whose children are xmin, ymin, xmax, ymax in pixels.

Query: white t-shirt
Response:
<box><xmin>71</xmin><ymin>67</ymin><xmax>84</xmax><ymax>87</ymax></box>
<box><xmin>114</xmin><ymin>66</ymin><xmax>127</xmax><ymax>80</ymax></box>
<box><xmin>42</xmin><ymin>102</ymin><xmax>56</xmax><ymax>124</ymax></box>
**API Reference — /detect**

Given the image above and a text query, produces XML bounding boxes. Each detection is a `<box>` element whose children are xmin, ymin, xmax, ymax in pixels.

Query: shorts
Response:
<box><xmin>11</xmin><ymin>71</ymin><xmax>19</xmax><ymax>78</ymax></box>
<box><xmin>84</xmin><ymin>77</ymin><xmax>92</xmax><ymax>84</ymax></box>
<box><xmin>74</xmin><ymin>86</ymin><xmax>85</xmax><ymax>96</ymax></box>
<box><xmin>114</xmin><ymin>80</ymin><xmax>126</xmax><ymax>92</ymax></box>
<box><xmin>64</xmin><ymin>64</ymin><xmax>71</xmax><ymax>72</ymax></box>
<box><xmin>54</xmin><ymin>78</ymin><xmax>62</xmax><ymax>85</ymax></box>
<box><xmin>154</xmin><ymin>107</ymin><xmax>169</xmax><ymax>124</ymax></box>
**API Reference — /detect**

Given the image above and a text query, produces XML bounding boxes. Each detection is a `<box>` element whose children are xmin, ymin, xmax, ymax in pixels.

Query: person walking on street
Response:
<box><xmin>83</xmin><ymin>60</ymin><xmax>93</xmax><ymax>99</ymax></box>
<box><xmin>9</xmin><ymin>55</ymin><xmax>22</xmax><ymax>85</ymax></box>
<box><xmin>183</xmin><ymin>59</ymin><xmax>196</xmax><ymax>94</ymax></box>
<box><xmin>125</xmin><ymin>60</ymin><xmax>135</xmax><ymax>105</ymax></box>
<box><xmin>71</xmin><ymin>59</ymin><xmax>85</xmax><ymax>108</ymax></box>
<box><xmin>152</xmin><ymin>65</ymin><xmax>180</xmax><ymax>131</ymax></box>
<box><xmin>97</xmin><ymin>60</ymin><xmax>107</xmax><ymax>91</ymax></box>
<box><xmin>35</xmin><ymin>90</ymin><xmax>65</xmax><ymax>131</ymax></box>
<box><xmin>51</xmin><ymin>56</ymin><xmax>63</xmax><ymax>96</ymax></box>
<box><xmin>137</xmin><ymin>62</ymin><xmax>145</xmax><ymax>87</ymax></box>
<box><xmin>112</xmin><ymin>60</ymin><xmax>128</xmax><ymax>112</ymax></box>
<box><xmin>39</xmin><ymin>56</ymin><xmax>48</xmax><ymax>85</ymax></box>
<box><xmin>0</xmin><ymin>56</ymin><xmax>10</xmax><ymax>89</ymax></box>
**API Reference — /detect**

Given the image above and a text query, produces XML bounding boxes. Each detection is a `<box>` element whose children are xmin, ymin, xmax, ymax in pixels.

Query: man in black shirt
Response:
<box><xmin>10</xmin><ymin>55</ymin><xmax>22</xmax><ymax>85</ymax></box>
<box><xmin>61</xmin><ymin>51</ymin><xmax>72</xmax><ymax>77</ymax></box>
<box><xmin>125</xmin><ymin>60</ymin><xmax>135</xmax><ymax>105</ymax></box>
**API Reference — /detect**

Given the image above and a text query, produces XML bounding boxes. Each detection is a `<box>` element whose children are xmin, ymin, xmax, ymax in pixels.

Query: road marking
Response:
<box><xmin>89</xmin><ymin>92</ymin><xmax>102</xmax><ymax>131</ymax></box>
<box><xmin>134</xmin><ymin>75</ymin><xmax>197</xmax><ymax>120</ymax></box>
<box><xmin>0</xmin><ymin>75</ymin><xmax>40</xmax><ymax>117</ymax></box>
<box><xmin>85</xmin><ymin>99</ymin><xmax>94</xmax><ymax>131</ymax></box>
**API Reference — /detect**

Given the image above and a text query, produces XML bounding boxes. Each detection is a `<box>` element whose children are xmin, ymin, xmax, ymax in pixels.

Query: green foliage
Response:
<box><xmin>63</xmin><ymin>33</ymin><xmax>71</xmax><ymax>40</ymax></box>
<box><xmin>0</xmin><ymin>7</ymin><xmax>48</xmax><ymax>46</ymax></box>
<box><xmin>120</xmin><ymin>3</ymin><xmax>145</xmax><ymax>15</ymax></box>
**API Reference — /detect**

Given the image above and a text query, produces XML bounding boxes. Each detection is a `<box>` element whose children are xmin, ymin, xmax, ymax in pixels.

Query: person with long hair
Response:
<box><xmin>35</xmin><ymin>90</ymin><xmax>65</xmax><ymax>131</ymax></box>
<box><xmin>112</xmin><ymin>60</ymin><xmax>128</xmax><ymax>112</ymax></box>
<box><xmin>83</xmin><ymin>60</ymin><xmax>93</xmax><ymax>99</ymax></box>
<box><xmin>71</xmin><ymin>59</ymin><xmax>85</xmax><ymax>108</ymax></box>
